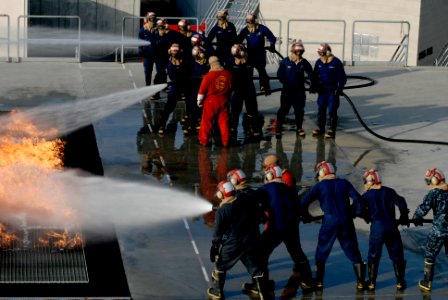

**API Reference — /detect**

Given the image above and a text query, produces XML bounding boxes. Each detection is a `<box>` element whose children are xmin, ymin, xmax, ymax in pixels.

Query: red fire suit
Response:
<box><xmin>198</xmin><ymin>69</ymin><xmax>233</xmax><ymax>147</ymax></box>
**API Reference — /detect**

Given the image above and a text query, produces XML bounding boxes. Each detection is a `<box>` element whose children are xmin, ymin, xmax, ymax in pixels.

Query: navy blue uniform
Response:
<box><xmin>413</xmin><ymin>188</ymin><xmax>448</xmax><ymax>263</ymax></box>
<box><xmin>138</xmin><ymin>26</ymin><xmax>156</xmax><ymax>86</ymax></box>
<box><xmin>186</xmin><ymin>60</ymin><xmax>210</xmax><ymax>130</ymax></box>
<box><xmin>225</xmin><ymin>58</ymin><xmax>258</xmax><ymax>134</ymax></box>
<box><xmin>207</xmin><ymin>23</ymin><xmax>237</xmax><ymax>63</ymax></box>
<box><xmin>301</xmin><ymin>178</ymin><xmax>363</xmax><ymax>264</ymax></box>
<box><xmin>153</xmin><ymin>30</ymin><xmax>183</xmax><ymax>86</ymax></box>
<box><xmin>213</xmin><ymin>192</ymin><xmax>262</xmax><ymax>276</ymax></box>
<box><xmin>276</xmin><ymin>57</ymin><xmax>314</xmax><ymax>132</ymax></box>
<box><xmin>237</xmin><ymin>24</ymin><xmax>276</xmax><ymax>91</ymax></box>
<box><xmin>362</xmin><ymin>186</ymin><xmax>408</xmax><ymax>264</ymax></box>
<box><xmin>256</xmin><ymin>182</ymin><xmax>309</xmax><ymax>270</ymax></box>
<box><xmin>159</xmin><ymin>58</ymin><xmax>193</xmax><ymax>130</ymax></box>
<box><xmin>313</xmin><ymin>57</ymin><xmax>347</xmax><ymax>133</ymax></box>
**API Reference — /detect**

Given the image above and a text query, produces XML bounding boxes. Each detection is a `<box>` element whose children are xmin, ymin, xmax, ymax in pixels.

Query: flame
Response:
<box><xmin>38</xmin><ymin>229</ymin><xmax>84</xmax><ymax>249</ymax></box>
<box><xmin>0</xmin><ymin>111</ymin><xmax>81</xmax><ymax>238</ymax></box>
<box><xmin>0</xmin><ymin>223</ymin><xmax>18</xmax><ymax>249</ymax></box>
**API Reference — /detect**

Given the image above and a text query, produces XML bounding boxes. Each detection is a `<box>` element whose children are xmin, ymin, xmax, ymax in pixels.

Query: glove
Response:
<box><xmin>398</xmin><ymin>214</ymin><xmax>410</xmax><ymax>227</ymax></box>
<box><xmin>335</xmin><ymin>88</ymin><xmax>343</xmax><ymax>96</ymax></box>
<box><xmin>301</xmin><ymin>211</ymin><xmax>313</xmax><ymax>224</ymax></box>
<box><xmin>210</xmin><ymin>244</ymin><xmax>220</xmax><ymax>263</ymax></box>
<box><xmin>413</xmin><ymin>218</ymin><xmax>424</xmax><ymax>226</ymax></box>
<box><xmin>197</xmin><ymin>94</ymin><xmax>204</xmax><ymax>107</ymax></box>
<box><xmin>268</xmin><ymin>44</ymin><xmax>276</xmax><ymax>53</ymax></box>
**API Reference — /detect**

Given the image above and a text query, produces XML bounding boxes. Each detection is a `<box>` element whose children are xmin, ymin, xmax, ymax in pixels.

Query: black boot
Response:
<box><xmin>314</xmin><ymin>262</ymin><xmax>325</xmax><ymax>290</ymax></box>
<box><xmin>207</xmin><ymin>269</ymin><xmax>226</xmax><ymax>299</ymax></box>
<box><xmin>393</xmin><ymin>260</ymin><xmax>407</xmax><ymax>291</ymax></box>
<box><xmin>253</xmin><ymin>274</ymin><xmax>275</xmax><ymax>300</ymax></box>
<box><xmin>353</xmin><ymin>262</ymin><xmax>366</xmax><ymax>290</ymax></box>
<box><xmin>418</xmin><ymin>261</ymin><xmax>434</xmax><ymax>292</ymax></box>
<box><xmin>366</xmin><ymin>262</ymin><xmax>378</xmax><ymax>291</ymax></box>
<box><xmin>294</xmin><ymin>261</ymin><xmax>313</xmax><ymax>291</ymax></box>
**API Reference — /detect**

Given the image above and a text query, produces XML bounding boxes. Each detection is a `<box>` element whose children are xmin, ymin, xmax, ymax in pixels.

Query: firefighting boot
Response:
<box><xmin>393</xmin><ymin>260</ymin><xmax>407</xmax><ymax>290</ymax></box>
<box><xmin>254</xmin><ymin>274</ymin><xmax>275</xmax><ymax>300</ymax></box>
<box><xmin>314</xmin><ymin>262</ymin><xmax>325</xmax><ymax>290</ymax></box>
<box><xmin>418</xmin><ymin>261</ymin><xmax>434</xmax><ymax>292</ymax></box>
<box><xmin>353</xmin><ymin>262</ymin><xmax>366</xmax><ymax>290</ymax></box>
<box><xmin>207</xmin><ymin>269</ymin><xmax>226</xmax><ymax>299</ymax></box>
<box><xmin>294</xmin><ymin>261</ymin><xmax>313</xmax><ymax>292</ymax></box>
<box><xmin>366</xmin><ymin>262</ymin><xmax>379</xmax><ymax>291</ymax></box>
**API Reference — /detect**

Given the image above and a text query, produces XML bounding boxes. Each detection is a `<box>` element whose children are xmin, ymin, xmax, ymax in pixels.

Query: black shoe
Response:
<box><xmin>296</xmin><ymin>129</ymin><xmax>306</xmax><ymax>137</ymax></box>
<box><xmin>158</xmin><ymin>127</ymin><xmax>165</xmax><ymax>135</ymax></box>
<box><xmin>325</xmin><ymin>130</ymin><xmax>335</xmax><ymax>139</ymax></box>
<box><xmin>312</xmin><ymin>128</ymin><xmax>323</xmax><ymax>136</ymax></box>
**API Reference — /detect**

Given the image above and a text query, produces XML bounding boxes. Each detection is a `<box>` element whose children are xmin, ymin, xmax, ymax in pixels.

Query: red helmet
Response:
<box><xmin>291</xmin><ymin>42</ymin><xmax>305</xmax><ymax>55</ymax></box>
<box><xmin>178</xmin><ymin>19</ymin><xmax>190</xmax><ymax>31</ymax></box>
<box><xmin>168</xmin><ymin>43</ymin><xmax>181</xmax><ymax>56</ymax></box>
<box><xmin>264</xmin><ymin>165</ymin><xmax>283</xmax><ymax>182</ymax></box>
<box><xmin>216</xmin><ymin>181</ymin><xmax>235</xmax><ymax>199</ymax></box>
<box><xmin>191</xmin><ymin>34</ymin><xmax>203</xmax><ymax>46</ymax></box>
<box><xmin>315</xmin><ymin>161</ymin><xmax>335</xmax><ymax>177</ymax></box>
<box><xmin>424</xmin><ymin>168</ymin><xmax>446</xmax><ymax>185</ymax></box>
<box><xmin>363</xmin><ymin>169</ymin><xmax>382</xmax><ymax>185</ymax></box>
<box><xmin>246</xmin><ymin>14</ymin><xmax>257</xmax><ymax>24</ymax></box>
<box><xmin>156</xmin><ymin>18</ymin><xmax>168</xmax><ymax>29</ymax></box>
<box><xmin>231</xmin><ymin>44</ymin><xmax>246</xmax><ymax>58</ymax></box>
<box><xmin>227</xmin><ymin>169</ymin><xmax>247</xmax><ymax>186</ymax></box>
<box><xmin>145</xmin><ymin>12</ymin><xmax>156</xmax><ymax>21</ymax></box>
<box><xmin>317</xmin><ymin>43</ymin><xmax>331</xmax><ymax>55</ymax></box>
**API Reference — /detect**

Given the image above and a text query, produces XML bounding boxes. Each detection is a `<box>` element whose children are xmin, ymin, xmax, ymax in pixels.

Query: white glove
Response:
<box><xmin>197</xmin><ymin>94</ymin><xmax>204</xmax><ymax>107</ymax></box>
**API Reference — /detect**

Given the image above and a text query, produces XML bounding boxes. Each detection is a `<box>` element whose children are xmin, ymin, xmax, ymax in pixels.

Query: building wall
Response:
<box><xmin>261</xmin><ymin>0</ymin><xmax>422</xmax><ymax>66</ymax></box>
<box><xmin>0</xmin><ymin>0</ymin><xmax>28</xmax><ymax>60</ymax></box>
<box><xmin>418</xmin><ymin>0</ymin><xmax>448</xmax><ymax>65</ymax></box>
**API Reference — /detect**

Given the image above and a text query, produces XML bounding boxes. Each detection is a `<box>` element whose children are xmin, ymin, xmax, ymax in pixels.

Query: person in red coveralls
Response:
<box><xmin>197</xmin><ymin>56</ymin><xmax>233</xmax><ymax>147</ymax></box>
<box><xmin>263</xmin><ymin>154</ymin><xmax>296</xmax><ymax>190</ymax></box>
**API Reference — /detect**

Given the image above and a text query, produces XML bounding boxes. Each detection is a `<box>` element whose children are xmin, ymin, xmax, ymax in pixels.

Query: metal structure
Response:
<box><xmin>351</xmin><ymin>20</ymin><xmax>410</xmax><ymax>66</ymax></box>
<box><xmin>0</xmin><ymin>14</ymin><xmax>10</xmax><ymax>62</ymax></box>
<box><xmin>17</xmin><ymin>15</ymin><xmax>81</xmax><ymax>63</ymax></box>
<box><xmin>434</xmin><ymin>42</ymin><xmax>448</xmax><ymax>67</ymax></box>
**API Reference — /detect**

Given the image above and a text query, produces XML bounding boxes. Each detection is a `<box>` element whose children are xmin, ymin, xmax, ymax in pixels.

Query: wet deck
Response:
<box><xmin>1</xmin><ymin>61</ymin><xmax>448</xmax><ymax>299</ymax></box>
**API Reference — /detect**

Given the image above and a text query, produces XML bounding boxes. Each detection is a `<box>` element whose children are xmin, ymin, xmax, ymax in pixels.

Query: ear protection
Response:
<box><xmin>231</xmin><ymin>44</ymin><xmax>246</xmax><ymax>58</ymax></box>
<box><xmin>192</xmin><ymin>46</ymin><xmax>206</xmax><ymax>59</ymax></box>
<box><xmin>227</xmin><ymin>169</ymin><xmax>247</xmax><ymax>186</ymax></box>
<box><xmin>315</xmin><ymin>161</ymin><xmax>335</xmax><ymax>178</ymax></box>
<box><xmin>246</xmin><ymin>14</ymin><xmax>257</xmax><ymax>24</ymax></box>
<box><xmin>156</xmin><ymin>18</ymin><xmax>168</xmax><ymax>30</ymax></box>
<box><xmin>191</xmin><ymin>34</ymin><xmax>202</xmax><ymax>46</ymax></box>
<box><xmin>291</xmin><ymin>42</ymin><xmax>305</xmax><ymax>55</ymax></box>
<box><xmin>264</xmin><ymin>165</ymin><xmax>282</xmax><ymax>182</ymax></box>
<box><xmin>363</xmin><ymin>169</ymin><xmax>381</xmax><ymax>185</ymax></box>
<box><xmin>178</xmin><ymin>19</ymin><xmax>190</xmax><ymax>31</ymax></box>
<box><xmin>216</xmin><ymin>181</ymin><xmax>235</xmax><ymax>199</ymax></box>
<box><xmin>425</xmin><ymin>168</ymin><xmax>446</xmax><ymax>185</ymax></box>
<box><xmin>168</xmin><ymin>43</ymin><xmax>181</xmax><ymax>56</ymax></box>
<box><xmin>145</xmin><ymin>12</ymin><xmax>156</xmax><ymax>22</ymax></box>
<box><xmin>317</xmin><ymin>43</ymin><xmax>331</xmax><ymax>56</ymax></box>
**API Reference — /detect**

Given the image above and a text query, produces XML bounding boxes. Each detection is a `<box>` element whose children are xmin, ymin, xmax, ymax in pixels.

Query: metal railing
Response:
<box><xmin>201</xmin><ymin>0</ymin><xmax>229</xmax><ymax>35</ymax></box>
<box><xmin>0</xmin><ymin>14</ymin><xmax>10</xmax><ymax>62</ymax></box>
<box><xmin>120</xmin><ymin>16</ymin><xmax>199</xmax><ymax>64</ymax></box>
<box><xmin>287</xmin><ymin>19</ymin><xmax>346</xmax><ymax>60</ymax></box>
<box><xmin>352</xmin><ymin>20</ymin><xmax>410</xmax><ymax>66</ymax></box>
<box><xmin>17</xmin><ymin>15</ymin><xmax>81</xmax><ymax>63</ymax></box>
<box><xmin>434</xmin><ymin>42</ymin><xmax>448</xmax><ymax>67</ymax></box>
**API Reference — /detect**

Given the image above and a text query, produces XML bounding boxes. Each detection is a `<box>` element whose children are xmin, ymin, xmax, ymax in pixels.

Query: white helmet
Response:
<box><xmin>227</xmin><ymin>169</ymin><xmax>247</xmax><ymax>186</ymax></box>
<box><xmin>264</xmin><ymin>165</ymin><xmax>283</xmax><ymax>182</ymax></box>
<box><xmin>424</xmin><ymin>168</ymin><xmax>446</xmax><ymax>185</ymax></box>
<box><xmin>363</xmin><ymin>169</ymin><xmax>381</xmax><ymax>185</ymax></box>
<box><xmin>216</xmin><ymin>181</ymin><xmax>236</xmax><ymax>199</ymax></box>
<box><xmin>315</xmin><ymin>161</ymin><xmax>335</xmax><ymax>178</ymax></box>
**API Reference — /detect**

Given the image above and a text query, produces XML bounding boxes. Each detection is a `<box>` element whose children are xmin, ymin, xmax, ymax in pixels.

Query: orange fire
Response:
<box><xmin>0</xmin><ymin>111</ymin><xmax>84</xmax><ymax>246</ymax></box>
<box><xmin>0</xmin><ymin>223</ymin><xmax>18</xmax><ymax>249</ymax></box>
<box><xmin>38</xmin><ymin>229</ymin><xmax>84</xmax><ymax>249</ymax></box>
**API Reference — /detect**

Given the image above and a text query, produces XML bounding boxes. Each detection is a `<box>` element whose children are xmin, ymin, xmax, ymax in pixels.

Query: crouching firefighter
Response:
<box><xmin>208</xmin><ymin>181</ymin><xmax>270</xmax><ymax>299</ymax></box>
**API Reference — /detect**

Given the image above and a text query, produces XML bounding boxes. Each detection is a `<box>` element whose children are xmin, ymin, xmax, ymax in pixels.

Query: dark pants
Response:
<box><xmin>143</xmin><ymin>56</ymin><xmax>155</xmax><ymax>86</ymax></box>
<box><xmin>276</xmin><ymin>87</ymin><xmax>306</xmax><ymax>131</ymax></box>
<box><xmin>230</xmin><ymin>89</ymin><xmax>258</xmax><ymax>131</ymax></box>
<box><xmin>316</xmin><ymin>216</ymin><xmax>362</xmax><ymax>264</ymax></box>
<box><xmin>248</xmin><ymin>49</ymin><xmax>269</xmax><ymax>90</ymax></box>
<box><xmin>316</xmin><ymin>89</ymin><xmax>340</xmax><ymax>131</ymax></box>
<box><xmin>160</xmin><ymin>84</ymin><xmax>188</xmax><ymax>128</ymax></box>
<box><xmin>424</xmin><ymin>231</ymin><xmax>447</xmax><ymax>263</ymax></box>
<box><xmin>368</xmin><ymin>222</ymin><xmax>405</xmax><ymax>265</ymax></box>
<box><xmin>154</xmin><ymin>57</ymin><xmax>168</xmax><ymax>85</ymax></box>
<box><xmin>216</xmin><ymin>242</ymin><xmax>263</xmax><ymax>277</ymax></box>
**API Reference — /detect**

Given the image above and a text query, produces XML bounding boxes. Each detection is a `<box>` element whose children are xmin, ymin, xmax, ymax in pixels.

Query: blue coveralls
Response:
<box><xmin>138</xmin><ymin>26</ymin><xmax>156</xmax><ymax>86</ymax></box>
<box><xmin>301</xmin><ymin>178</ymin><xmax>363</xmax><ymax>265</ymax></box>
<box><xmin>213</xmin><ymin>192</ymin><xmax>263</xmax><ymax>276</ymax></box>
<box><xmin>237</xmin><ymin>24</ymin><xmax>276</xmax><ymax>91</ymax></box>
<box><xmin>153</xmin><ymin>30</ymin><xmax>183</xmax><ymax>86</ymax></box>
<box><xmin>159</xmin><ymin>58</ymin><xmax>193</xmax><ymax>130</ymax></box>
<box><xmin>313</xmin><ymin>57</ymin><xmax>346</xmax><ymax>132</ymax></box>
<box><xmin>207</xmin><ymin>23</ymin><xmax>237</xmax><ymax>63</ymax></box>
<box><xmin>362</xmin><ymin>186</ymin><xmax>408</xmax><ymax>265</ymax></box>
<box><xmin>276</xmin><ymin>57</ymin><xmax>314</xmax><ymax>132</ymax></box>
<box><xmin>225</xmin><ymin>58</ymin><xmax>259</xmax><ymax>135</ymax></box>
<box><xmin>413</xmin><ymin>188</ymin><xmax>448</xmax><ymax>263</ymax></box>
<box><xmin>256</xmin><ymin>181</ymin><xmax>309</xmax><ymax>270</ymax></box>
